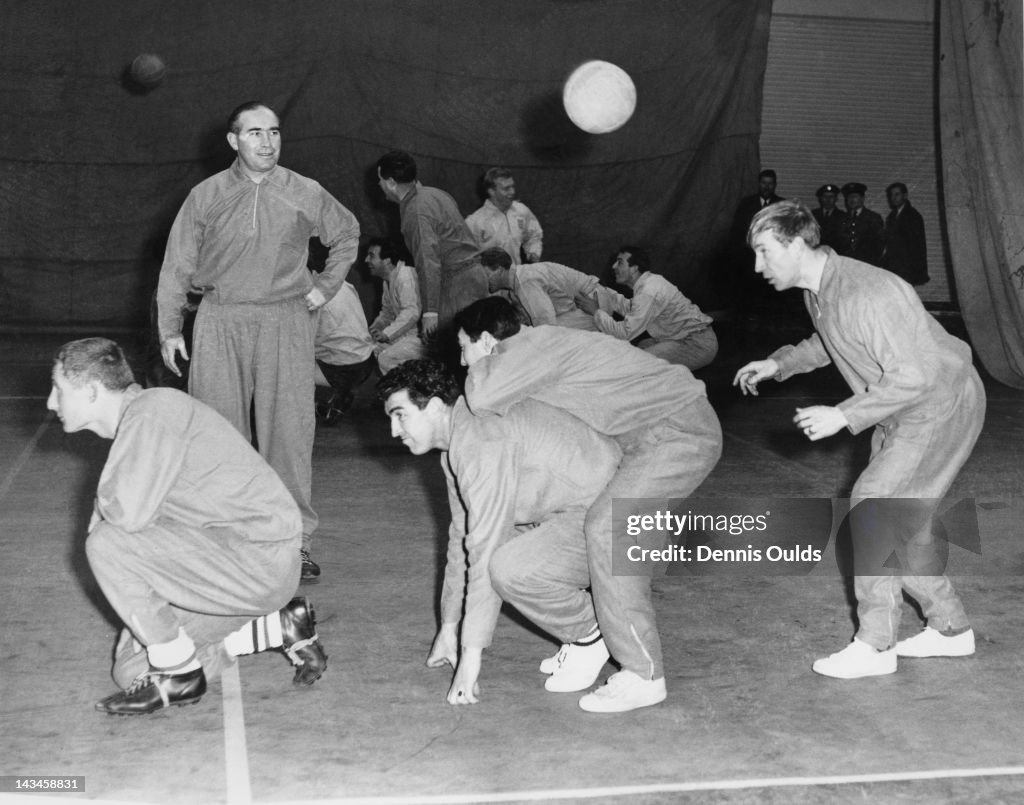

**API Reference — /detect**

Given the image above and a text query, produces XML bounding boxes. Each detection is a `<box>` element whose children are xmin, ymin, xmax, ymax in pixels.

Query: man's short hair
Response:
<box><xmin>616</xmin><ymin>245</ymin><xmax>651</xmax><ymax>273</ymax></box>
<box><xmin>454</xmin><ymin>297</ymin><xmax>523</xmax><ymax>342</ymax></box>
<box><xmin>758</xmin><ymin>169</ymin><xmax>777</xmax><ymax>181</ymax></box>
<box><xmin>377</xmin><ymin>150</ymin><xmax>417</xmax><ymax>183</ymax></box>
<box><xmin>227</xmin><ymin>101</ymin><xmax>276</xmax><ymax>134</ymax></box>
<box><xmin>886</xmin><ymin>182</ymin><xmax>908</xmax><ymax>196</ymax></box>
<box><xmin>376</xmin><ymin>359</ymin><xmax>461</xmax><ymax>409</ymax></box>
<box><xmin>747</xmin><ymin>199</ymin><xmax>821</xmax><ymax>249</ymax></box>
<box><xmin>367</xmin><ymin>237</ymin><xmax>405</xmax><ymax>265</ymax></box>
<box><xmin>55</xmin><ymin>338</ymin><xmax>135</xmax><ymax>391</ymax></box>
<box><xmin>478</xmin><ymin>247</ymin><xmax>513</xmax><ymax>271</ymax></box>
<box><xmin>482</xmin><ymin>167</ymin><xmax>514</xmax><ymax>191</ymax></box>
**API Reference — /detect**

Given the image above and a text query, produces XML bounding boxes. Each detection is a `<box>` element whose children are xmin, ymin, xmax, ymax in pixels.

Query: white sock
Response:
<box><xmin>146</xmin><ymin>628</ymin><xmax>200</xmax><ymax>673</ymax></box>
<box><xmin>573</xmin><ymin>628</ymin><xmax>602</xmax><ymax>647</ymax></box>
<box><xmin>223</xmin><ymin>612</ymin><xmax>284</xmax><ymax>657</ymax></box>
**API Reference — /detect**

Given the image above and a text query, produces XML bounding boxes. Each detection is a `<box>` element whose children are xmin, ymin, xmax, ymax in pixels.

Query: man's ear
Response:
<box><xmin>226</xmin><ymin>131</ymin><xmax>239</xmax><ymax>153</ymax></box>
<box><xmin>424</xmin><ymin>396</ymin><xmax>448</xmax><ymax>416</ymax></box>
<box><xmin>481</xmin><ymin>331</ymin><xmax>499</xmax><ymax>355</ymax></box>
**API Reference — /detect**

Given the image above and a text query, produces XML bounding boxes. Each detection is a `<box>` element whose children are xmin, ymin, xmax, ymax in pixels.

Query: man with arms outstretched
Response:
<box><xmin>734</xmin><ymin>200</ymin><xmax>984</xmax><ymax>678</ymax></box>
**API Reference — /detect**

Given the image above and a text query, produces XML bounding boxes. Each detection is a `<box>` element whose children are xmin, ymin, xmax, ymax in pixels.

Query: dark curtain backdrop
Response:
<box><xmin>939</xmin><ymin>0</ymin><xmax>1024</xmax><ymax>388</ymax></box>
<box><xmin>0</xmin><ymin>0</ymin><xmax>772</xmax><ymax>327</ymax></box>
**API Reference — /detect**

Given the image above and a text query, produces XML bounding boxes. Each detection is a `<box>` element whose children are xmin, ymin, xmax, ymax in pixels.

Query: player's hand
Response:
<box><xmin>369</xmin><ymin>326</ymin><xmax>389</xmax><ymax>344</ymax></box>
<box><xmin>305</xmin><ymin>286</ymin><xmax>327</xmax><ymax>312</ymax></box>
<box><xmin>575</xmin><ymin>292</ymin><xmax>599</xmax><ymax>315</ymax></box>
<box><xmin>426</xmin><ymin>624</ymin><xmax>458</xmax><ymax>669</ymax></box>
<box><xmin>733</xmin><ymin>359</ymin><xmax>780</xmax><ymax>396</ymax></box>
<box><xmin>793</xmin><ymin>405</ymin><xmax>848</xmax><ymax>441</ymax></box>
<box><xmin>160</xmin><ymin>336</ymin><xmax>189</xmax><ymax>377</ymax></box>
<box><xmin>421</xmin><ymin>312</ymin><xmax>439</xmax><ymax>337</ymax></box>
<box><xmin>446</xmin><ymin>648</ymin><xmax>482</xmax><ymax>705</ymax></box>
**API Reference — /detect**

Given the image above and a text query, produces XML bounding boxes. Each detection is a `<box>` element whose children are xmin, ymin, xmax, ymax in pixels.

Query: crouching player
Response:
<box><xmin>48</xmin><ymin>338</ymin><xmax>327</xmax><ymax>715</ymax></box>
<box><xmin>378</xmin><ymin>360</ymin><xmax>620</xmax><ymax>704</ymax></box>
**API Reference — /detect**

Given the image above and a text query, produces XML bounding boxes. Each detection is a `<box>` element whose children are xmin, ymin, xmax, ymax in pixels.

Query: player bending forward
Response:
<box><xmin>49</xmin><ymin>338</ymin><xmax>327</xmax><ymax>715</ymax></box>
<box><xmin>734</xmin><ymin>200</ymin><xmax>985</xmax><ymax>678</ymax></box>
<box><xmin>460</xmin><ymin>297</ymin><xmax>723</xmax><ymax>712</ymax></box>
<box><xmin>379</xmin><ymin>360</ymin><xmax>621</xmax><ymax>705</ymax></box>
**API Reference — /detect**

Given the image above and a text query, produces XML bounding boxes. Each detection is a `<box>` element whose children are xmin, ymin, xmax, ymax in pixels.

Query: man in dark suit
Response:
<box><xmin>883</xmin><ymin>182</ymin><xmax>929</xmax><ymax>286</ymax></box>
<box><xmin>840</xmin><ymin>182</ymin><xmax>885</xmax><ymax>266</ymax></box>
<box><xmin>812</xmin><ymin>184</ymin><xmax>849</xmax><ymax>254</ymax></box>
<box><xmin>728</xmin><ymin>169</ymin><xmax>786</xmax><ymax>313</ymax></box>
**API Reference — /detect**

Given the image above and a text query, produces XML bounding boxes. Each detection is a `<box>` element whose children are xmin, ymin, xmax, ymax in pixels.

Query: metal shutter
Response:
<box><xmin>760</xmin><ymin>12</ymin><xmax>950</xmax><ymax>303</ymax></box>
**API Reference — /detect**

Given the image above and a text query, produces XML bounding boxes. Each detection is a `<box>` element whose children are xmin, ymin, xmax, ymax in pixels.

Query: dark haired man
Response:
<box><xmin>376</xmin><ymin>150</ymin><xmax>488</xmax><ymax>339</ymax></box>
<box><xmin>365</xmin><ymin>238</ymin><xmax>426</xmax><ymax>372</ymax></box>
<box><xmin>478</xmin><ymin>247</ymin><xmax>600</xmax><ymax>330</ymax></box>
<box><xmin>580</xmin><ymin>246</ymin><xmax>717</xmax><ymax>370</ymax></box>
<box><xmin>49</xmin><ymin>338</ymin><xmax>327</xmax><ymax>715</ymax></box>
<box><xmin>465</xmin><ymin>167</ymin><xmax>544</xmax><ymax>264</ymax></box>
<box><xmin>883</xmin><ymin>182</ymin><xmax>929</xmax><ymax>286</ymax></box>
<box><xmin>379</xmin><ymin>360</ymin><xmax>620</xmax><ymax>705</ymax></box>
<box><xmin>734</xmin><ymin>199</ymin><xmax>984</xmax><ymax>679</ymax></box>
<box><xmin>457</xmin><ymin>297</ymin><xmax>722</xmax><ymax>713</ymax></box>
<box><xmin>157</xmin><ymin>101</ymin><xmax>361</xmax><ymax>582</ymax></box>
<box><xmin>728</xmin><ymin>169</ymin><xmax>786</xmax><ymax>315</ymax></box>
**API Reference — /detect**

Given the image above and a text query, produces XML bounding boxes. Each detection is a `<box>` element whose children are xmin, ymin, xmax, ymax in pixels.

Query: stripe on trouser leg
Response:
<box><xmin>630</xmin><ymin>624</ymin><xmax>655</xmax><ymax>680</ymax></box>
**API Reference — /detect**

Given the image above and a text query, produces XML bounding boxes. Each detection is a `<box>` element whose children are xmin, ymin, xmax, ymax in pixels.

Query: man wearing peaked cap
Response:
<box><xmin>840</xmin><ymin>182</ymin><xmax>884</xmax><ymax>265</ymax></box>
<box><xmin>813</xmin><ymin>184</ymin><xmax>848</xmax><ymax>254</ymax></box>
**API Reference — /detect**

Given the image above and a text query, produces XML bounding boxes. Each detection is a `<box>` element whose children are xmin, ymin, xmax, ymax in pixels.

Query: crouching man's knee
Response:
<box><xmin>85</xmin><ymin>521</ymin><xmax>134</xmax><ymax>574</ymax></box>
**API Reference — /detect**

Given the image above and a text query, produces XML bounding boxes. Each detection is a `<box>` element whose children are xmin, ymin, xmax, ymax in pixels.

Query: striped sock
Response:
<box><xmin>223</xmin><ymin>613</ymin><xmax>285</xmax><ymax>656</ymax></box>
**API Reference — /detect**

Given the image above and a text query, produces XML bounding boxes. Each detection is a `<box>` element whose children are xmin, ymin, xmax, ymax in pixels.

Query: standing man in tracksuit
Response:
<box><xmin>734</xmin><ymin>199</ymin><xmax>985</xmax><ymax>679</ymax></box>
<box><xmin>157</xmin><ymin>101</ymin><xmax>361</xmax><ymax>583</ymax></box>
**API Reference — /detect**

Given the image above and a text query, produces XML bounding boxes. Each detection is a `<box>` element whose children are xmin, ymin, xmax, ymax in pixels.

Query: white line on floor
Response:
<box><xmin>0</xmin><ymin>415</ymin><xmax>51</xmax><ymax>501</ymax></box>
<box><xmin>221</xmin><ymin>663</ymin><xmax>253</xmax><ymax>805</ymax></box>
<box><xmin>281</xmin><ymin>765</ymin><xmax>1024</xmax><ymax>804</ymax></box>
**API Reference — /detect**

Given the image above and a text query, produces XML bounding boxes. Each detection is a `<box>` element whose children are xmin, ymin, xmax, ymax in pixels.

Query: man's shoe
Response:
<box><xmin>316</xmin><ymin>390</ymin><xmax>354</xmax><ymax>425</ymax></box>
<box><xmin>280</xmin><ymin>596</ymin><xmax>328</xmax><ymax>686</ymax></box>
<box><xmin>539</xmin><ymin>645</ymin><xmax>567</xmax><ymax>675</ymax></box>
<box><xmin>896</xmin><ymin>627</ymin><xmax>975</xmax><ymax>658</ymax></box>
<box><xmin>96</xmin><ymin>667</ymin><xmax>206</xmax><ymax>715</ymax></box>
<box><xmin>578</xmin><ymin>671</ymin><xmax>667</xmax><ymax>713</ymax></box>
<box><xmin>812</xmin><ymin>638</ymin><xmax>897</xmax><ymax>679</ymax></box>
<box><xmin>300</xmin><ymin>549</ymin><xmax>321</xmax><ymax>584</ymax></box>
<box><xmin>544</xmin><ymin>636</ymin><xmax>610</xmax><ymax>693</ymax></box>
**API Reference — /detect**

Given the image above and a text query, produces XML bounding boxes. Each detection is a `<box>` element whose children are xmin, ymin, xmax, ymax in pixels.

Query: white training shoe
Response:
<box><xmin>544</xmin><ymin>637</ymin><xmax>610</xmax><ymax>693</ymax></box>
<box><xmin>539</xmin><ymin>645</ymin><xmax>567</xmax><ymax>675</ymax></box>
<box><xmin>896</xmin><ymin>627</ymin><xmax>975</xmax><ymax>658</ymax></box>
<box><xmin>577</xmin><ymin>670</ymin><xmax>667</xmax><ymax>713</ymax></box>
<box><xmin>812</xmin><ymin>638</ymin><xmax>897</xmax><ymax>679</ymax></box>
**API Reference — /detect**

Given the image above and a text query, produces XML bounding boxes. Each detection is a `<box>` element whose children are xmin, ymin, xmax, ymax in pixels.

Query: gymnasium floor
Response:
<box><xmin>1</xmin><ymin>316</ymin><xmax>1022</xmax><ymax>805</ymax></box>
